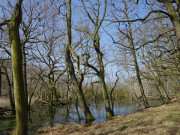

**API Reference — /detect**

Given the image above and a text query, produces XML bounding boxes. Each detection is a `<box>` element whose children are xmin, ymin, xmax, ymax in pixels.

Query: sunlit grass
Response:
<box><xmin>34</xmin><ymin>100</ymin><xmax>180</xmax><ymax>135</ymax></box>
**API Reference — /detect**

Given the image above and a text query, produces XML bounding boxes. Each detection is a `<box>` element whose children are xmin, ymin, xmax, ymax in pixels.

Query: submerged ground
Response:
<box><xmin>34</xmin><ymin>99</ymin><xmax>180</xmax><ymax>135</ymax></box>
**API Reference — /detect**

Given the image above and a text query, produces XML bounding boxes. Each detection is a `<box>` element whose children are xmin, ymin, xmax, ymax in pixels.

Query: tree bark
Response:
<box><xmin>155</xmin><ymin>85</ymin><xmax>165</xmax><ymax>103</ymax></box>
<box><xmin>99</xmin><ymin>74</ymin><xmax>114</xmax><ymax>117</ymax></box>
<box><xmin>95</xmin><ymin>34</ymin><xmax>114</xmax><ymax>118</ymax></box>
<box><xmin>131</xmin><ymin>47</ymin><xmax>149</xmax><ymax>108</ymax></box>
<box><xmin>79</xmin><ymin>0</ymin><xmax>113</xmax><ymax>118</ymax></box>
<box><xmin>124</xmin><ymin>1</ymin><xmax>149</xmax><ymax>108</ymax></box>
<box><xmin>156</xmin><ymin>0</ymin><xmax>180</xmax><ymax>62</ymax></box>
<box><xmin>22</xmin><ymin>44</ymin><xmax>28</xmax><ymax>109</ymax></box>
<box><xmin>66</xmin><ymin>0</ymin><xmax>94</xmax><ymax>121</ymax></box>
<box><xmin>9</xmin><ymin>0</ymin><xmax>28</xmax><ymax>134</ymax></box>
<box><xmin>130</xmin><ymin>31</ymin><xmax>149</xmax><ymax>108</ymax></box>
<box><xmin>163</xmin><ymin>1</ymin><xmax>180</xmax><ymax>48</ymax></box>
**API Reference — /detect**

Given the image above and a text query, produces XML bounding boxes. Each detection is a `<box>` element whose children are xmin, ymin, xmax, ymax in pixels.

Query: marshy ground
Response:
<box><xmin>34</xmin><ymin>99</ymin><xmax>180</xmax><ymax>135</ymax></box>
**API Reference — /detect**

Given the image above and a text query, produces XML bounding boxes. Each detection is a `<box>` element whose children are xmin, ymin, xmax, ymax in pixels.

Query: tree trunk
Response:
<box><xmin>3</xmin><ymin>67</ymin><xmax>15</xmax><ymax>114</ymax></box>
<box><xmin>50</xmin><ymin>87</ymin><xmax>53</xmax><ymax>106</ymax></box>
<box><xmin>66</xmin><ymin>0</ymin><xmax>94</xmax><ymax>121</ymax></box>
<box><xmin>22</xmin><ymin>44</ymin><xmax>28</xmax><ymax>109</ymax></box>
<box><xmin>158</xmin><ymin>79</ymin><xmax>171</xmax><ymax>100</ymax></box>
<box><xmin>110</xmin><ymin>91</ymin><xmax>114</xmax><ymax>110</ymax></box>
<box><xmin>67</xmin><ymin>75</ymin><xmax>70</xmax><ymax>100</ymax></box>
<box><xmin>53</xmin><ymin>87</ymin><xmax>58</xmax><ymax>101</ymax></box>
<box><xmin>75</xmin><ymin>97</ymin><xmax>81</xmax><ymax>121</ymax></box>
<box><xmin>0</xmin><ymin>66</ymin><xmax>1</xmax><ymax>96</ymax></box>
<box><xmin>9</xmin><ymin>0</ymin><xmax>28</xmax><ymax>134</ymax></box>
<box><xmin>99</xmin><ymin>75</ymin><xmax>114</xmax><ymax>117</ymax></box>
<box><xmin>132</xmin><ymin>48</ymin><xmax>149</xmax><ymax>108</ymax></box>
<box><xmin>164</xmin><ymin>1</ymin><xmax>180</xmax><ymax>49</ymax></box>
<box><xmin>162</xmin><ymin>0</ymin><xmax>180</xmax><ymax>64</ymax></box>
<box><xmin>155</xmin><ymin>85</ymin><xmax>165</xmax><ymax>103</ymax></box>
<box><xmin>126</xmin><ymin>10</ymin><xmax>149</xmax><ymax>108</ymax></box>
<box><xmin>95</xmin><ymin>34</ymin><xmax>114</xmax><ymax>118</ymax></box>
<box><xmin>80</xmin><ymin>0</ymin><xmax>112</xmax><ymax>118</ymax></box>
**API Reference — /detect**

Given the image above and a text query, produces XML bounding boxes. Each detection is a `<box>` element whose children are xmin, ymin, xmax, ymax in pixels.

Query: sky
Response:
<box><xmin>0</xmin><ymin>0</ymin><xmax>168</xmax><ymax>83</ymax></box>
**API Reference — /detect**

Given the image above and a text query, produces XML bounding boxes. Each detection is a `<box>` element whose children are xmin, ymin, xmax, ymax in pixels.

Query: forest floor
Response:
<box><xmin>34</xmin><ymin>99</ymin><xmax>180</xmax><ymax>135</ymax></box>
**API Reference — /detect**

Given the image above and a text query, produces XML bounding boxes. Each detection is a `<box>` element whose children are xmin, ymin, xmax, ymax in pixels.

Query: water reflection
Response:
<box><xmin>0</xmin><ymin>99</ymin><xmax>162</xmax><ymax>135</ymax></box>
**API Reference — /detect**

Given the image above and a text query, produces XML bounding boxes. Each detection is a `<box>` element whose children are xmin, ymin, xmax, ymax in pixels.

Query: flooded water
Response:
<box><xmin>0</xmin><ymin>98</ymin><xmax>162</xmax><ymax>135</ymax></box>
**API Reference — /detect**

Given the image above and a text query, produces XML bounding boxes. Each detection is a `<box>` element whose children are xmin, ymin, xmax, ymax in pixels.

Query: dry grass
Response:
<box><xmin>0</xmin><ymin>97</ymin><xmax>10</xmax><ymax>108</ymax></box>
<box><xmin>0</xmin><ymin>96</ymin><xmax>38</xmax><ymax>109</ymax></box>
<box><xmin>34</xmin><ymin>99</ymin><xmax>180</xmax><ymax>135</ymax></box>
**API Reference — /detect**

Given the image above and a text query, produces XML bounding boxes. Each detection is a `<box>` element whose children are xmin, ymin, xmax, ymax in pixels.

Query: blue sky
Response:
<box><xmin>0</xmin><ymin>0</ymin><xmax>166</xmax><ymax>83</ymax></box>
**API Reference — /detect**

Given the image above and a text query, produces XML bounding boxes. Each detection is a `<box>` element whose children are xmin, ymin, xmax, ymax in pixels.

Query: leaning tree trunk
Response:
<box><xmin>126</xmin><ymin>12</ymin><xmax>149</xmax><ymax>108</ymax></box>
<box><xmin>131</xmin><ymin>48</ymin><xmax>149</xmax><ymax>108</ymax></box>
<box><xmin>161</xmin><ymin>0</ymin><xmax>180</xmax><ymax>65</ymax></box>
<box><xmin>66</xmin><ymin>0</ymin><xmax>94</xmax><ymax>121</ymax></box>
<box><xmin>95</xmin><ymin>34</ymin><xmax>114</xmax><ymax>118</ymax></box>
<box><xmin>80</xmin><ymin>0</ymin><xmax>112</xmax><ymax>118</ymax></box>
<box><xmin>9</xmin><ymin>0</ymin><xmax>28</xmax><ymax>134</ymax></box>
<box><xmin>164</xmin><ymin>1</ymin><xmax>180</xmax><ymax>49</ymax></box>
<box><xmin>99</xmin><ymin>74</ymin><xmax>114</xmax><ymax>117</ymax></box>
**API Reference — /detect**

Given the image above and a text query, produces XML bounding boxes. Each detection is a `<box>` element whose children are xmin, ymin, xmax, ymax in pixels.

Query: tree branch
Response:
<box><xmin>136</xmin><ymin>28</ymin><xmax>174</xmax><ymax>50</ymax></box>
<box><xmin>107</xmin><ymin>10</ymin><xmax>170</xmax><ymax>23</ymax></box>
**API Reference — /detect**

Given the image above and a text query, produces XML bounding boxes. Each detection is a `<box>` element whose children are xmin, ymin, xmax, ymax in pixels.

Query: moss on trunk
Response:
<box><xmin>9</xmin><ymin>0</ymin><xmax>28</xmax><ymax>134</ymax></box>
<box><xmin>65</xmin><ymin>0</ymin><xmax>94</xmax><ymax>121</ymax></box>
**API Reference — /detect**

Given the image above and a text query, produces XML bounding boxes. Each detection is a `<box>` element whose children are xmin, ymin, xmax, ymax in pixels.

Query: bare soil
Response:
<box><xmin>34</xmin><ymin>99</ymin><xmax>180</xmax><ymax>135</ymax></box>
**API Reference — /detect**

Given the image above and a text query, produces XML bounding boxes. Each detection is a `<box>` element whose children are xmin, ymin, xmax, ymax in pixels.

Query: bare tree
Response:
<box><xmin>77</xmin><ymin>0</ymin><xmax>114</xmax><ymax>118</ymax></box>
<box><xmin>110</xmin><ymin>0</ymin><xmax>149</xmax><ymax>108</ymax></box>
<box><xmin>32</xmin><ymin>29</ymin><xmax>66</xmax><ymax>106</ymax></box>
<box><xmin>0</xmin><ymin>60</ymin><xmax>15</xmax><ymax>113</ymax></box>
<box><xmin>65</xmin><ymin>0</ymin><xmax>95</xmax><ymax>121</ymax></box>
<box><xmin>135</xmin><ymin>0</ymin><xmax>180</xmax><ymax>49</ymax></box>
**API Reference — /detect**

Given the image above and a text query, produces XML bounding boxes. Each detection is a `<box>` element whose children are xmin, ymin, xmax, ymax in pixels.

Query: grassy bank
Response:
<box><xmin>34</xmin><ymin>99</ymin><xmax>180</xmax><ymax>135</ymax></box>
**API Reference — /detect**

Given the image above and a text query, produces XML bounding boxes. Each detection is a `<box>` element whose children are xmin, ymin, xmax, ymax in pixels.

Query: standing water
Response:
<box><xmin>0</xmin><ymin>98</ymin><xmax>162</xmax><ymax>135</ymax></box>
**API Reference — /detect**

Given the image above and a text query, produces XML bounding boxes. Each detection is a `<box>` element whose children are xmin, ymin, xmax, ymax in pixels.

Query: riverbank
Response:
<box><xmin>34</xmin><ymin>99</ymin><xmax>180</xmax><ymax>135</ymax></box>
